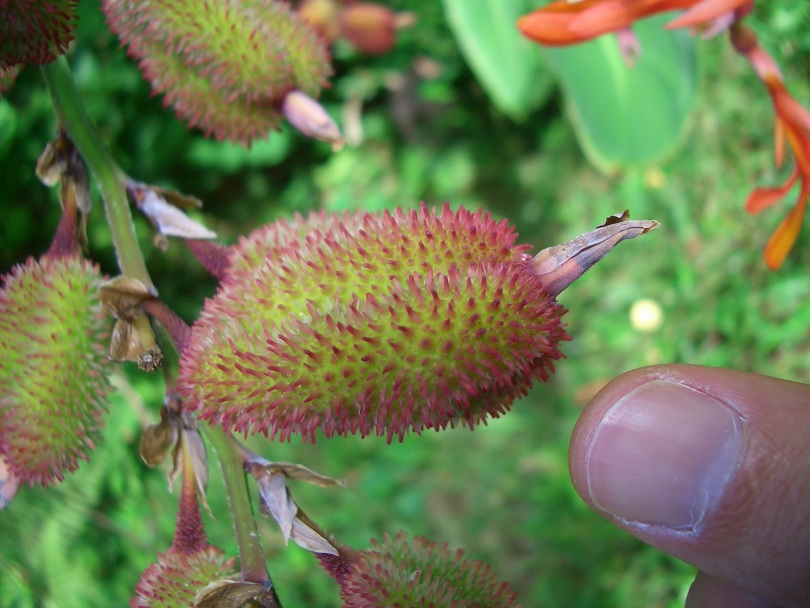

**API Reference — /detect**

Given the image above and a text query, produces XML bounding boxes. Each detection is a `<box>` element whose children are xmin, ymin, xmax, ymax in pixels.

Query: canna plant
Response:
<box><xmin>1</xmin><ymin>0</ymin><xmax>804</xmax><ymax>606</ymax></box>
<box><xmin>517</xmin><ymin>0</ymin><xmax>810</xmax><ymax>270</ymax></box>
<box><xmin>0</xmin><ymin>2</ymin><xmax>659</xmax><ymax>605</ymax></box>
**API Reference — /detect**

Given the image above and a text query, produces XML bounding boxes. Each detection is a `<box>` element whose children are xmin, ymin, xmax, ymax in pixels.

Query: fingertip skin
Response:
<box><xmin>570</xmin><ymin>364</ymin><xmax>810</xmax><ymax>607</ymax></box>
<box><xmin>686</xmin><ymin>572</ymin><xmax>781</xmax><ymax>608</ymax></box>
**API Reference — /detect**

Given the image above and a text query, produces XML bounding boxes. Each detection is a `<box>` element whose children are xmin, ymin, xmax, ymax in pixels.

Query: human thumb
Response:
<box><xmin>569</xmin><ymin>364</ymin><xmax>810</xmax><ymax>607</ymax></box>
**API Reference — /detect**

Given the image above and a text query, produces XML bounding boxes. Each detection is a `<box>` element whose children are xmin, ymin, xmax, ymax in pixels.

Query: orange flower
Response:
<box><xmin>518</xmin><ymin>0</ymin><xmax>753</xmax><ymax>46</ymax></box>
<box><xmin>732</xmin><ymin>24</ymin><xmax>810</xmax><ymax>269</ymax></box>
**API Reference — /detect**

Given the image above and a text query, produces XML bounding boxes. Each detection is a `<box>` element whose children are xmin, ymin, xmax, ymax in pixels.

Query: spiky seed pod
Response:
<box><xmin>101</xmin><ymin>0</ymin><xmax>331</xmax><ymax>144</ymax></box>
<box><xmin>132</xmin><ymin>547</ymin><xmax>235</xmax><ymax>608</ymax></box>
<box><xmin>0</xmin><ymin>255</ymin><xmax>112</xmax><ymax>485</ymax></box>
<box><xmin>177</xmin><ymin>203</ymin><xmax>569</xmax><ymax>442</ymax></box>
<box><xmin>0</xmin><ymin>0</ymin><xmax>77</xmax><ymax>70</ymax></box>
<box><xmin>334</xmin><ymin>531</ymin><xmax>521</xmax><ymax>608</ymax></box>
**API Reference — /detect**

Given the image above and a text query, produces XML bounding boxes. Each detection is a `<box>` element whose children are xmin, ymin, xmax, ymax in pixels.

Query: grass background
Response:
<box><xmin>1</xmin><ymin>1</ymin><xmax>809</xmax><ymax>606</ymax></box>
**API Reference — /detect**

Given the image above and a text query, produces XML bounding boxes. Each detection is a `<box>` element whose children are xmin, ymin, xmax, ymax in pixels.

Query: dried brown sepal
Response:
<box><xmin>195</xmin><ymin>580</ymin><xmax>281</xmax><ymax>608</ymax></box>
<box><xmin>288</xmin><ymin>514</ymin><xmax>339</xmax><ymax>555</ymax></box>
<box><xmin>109</xmin><ymin>313</ymin><xmax>164</xmax><ymax>371</ymax></box>
<box><xmin>58</xmin><ymin>157</ymin><xmax>91</xmax><ymax>252</ymax></box>
<box><xmin>148</xmin><ymin>184</ymin><xmax>202</xmax><ymax>211</ymax></box>
<box><xmin>36</xmin><ymin>134</ymin><xmax>92</xmax><ymax>252</ymax></box>
<box><xmin>36</xmin><ymin>141</ymin><xmax>65</xmax><ymax>187</ymax></box>
<box><xmin>247</xmin><ymin>460</ymin><xmax>339</xmax><ymax>555</ymax></box>
<box><xmin>100</xmin><ymin>276</ymin><xmax>164</xmax><ymax>370</ymax></box>
<box><xmin>98</xmin><ymin>275</ymin><xmax>156</xmax><ymax>319</ymax></box>
<box><xmin>65</xmin><ymin>148</ymin><xmax>91</xmax><ymax>217</ymax></box>
<box><xmin>168</xmin><ymin>413</ymin><xmax>212</xmax><ymax>517</ymax></box>
<box><xmin>140</xmin><ymin>405</ymin><xmax>179</xmax><ymax>467</ymax></box>
<box><xmin>258</xmin><ymin>472</ymin><xmax>296</xmax><ymax>543</ymax></box>
<box><xmin>266</xmin><ymin>462</ymin><xmax>345</xmax><ymax>487</ymax></box>
<box><xmin>128</xmin><ymin>182</ymin><xmax>215</xmax><ymax>240</ymax></box>
<box><xmin>533</xmin><ymin>213</ymin><xmax>660</xmax><ymax>297</ymax></box>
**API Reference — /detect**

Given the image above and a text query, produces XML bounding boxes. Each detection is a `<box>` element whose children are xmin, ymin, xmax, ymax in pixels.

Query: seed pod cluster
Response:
<box><xmin>0</xmin><ymin>255</ymin><xmax>112</xmax><ymax>485</ymax></box>
<box><xmin>178</xmin><ymin>203</ymin><xmax>569</xmax><ymax>442</ymax></box>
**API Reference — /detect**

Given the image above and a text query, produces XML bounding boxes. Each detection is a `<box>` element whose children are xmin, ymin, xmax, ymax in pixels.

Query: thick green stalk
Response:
<box><xmin>41</xmin><ymin>55</ymin><xmax>275</xmax><ymax>599</ymax></box>
<box><xmin>205</xmin><ymin>426</ymin><xmax>275</xmax><ymax>590</ymax></box>
<box><xmin>40</xmin><ymin>56</ymin><xmax>153</xmax><ymax>291</ymax></box>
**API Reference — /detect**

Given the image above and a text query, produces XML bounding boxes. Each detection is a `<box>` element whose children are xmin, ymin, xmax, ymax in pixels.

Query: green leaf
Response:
<box><xmin>543</xmin><ymin>16</ymin><xmax>697</xmax><ymax>172</ymax></box>
<box><xmin>441</xmin><ymin>0</ymin><xmax>553</xmax><ymax>120</ymax></box>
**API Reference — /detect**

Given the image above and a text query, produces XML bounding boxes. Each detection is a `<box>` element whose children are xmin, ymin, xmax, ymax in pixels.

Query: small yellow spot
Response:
<box><xmin>643</xmin><ymin>167</ymin><xmax>667</xmax><ymax>190</ymax></box>
<box><xmin>630</xmin><ymin>298</ymin><xmax>663</xmax><ymax>332</ymax></box>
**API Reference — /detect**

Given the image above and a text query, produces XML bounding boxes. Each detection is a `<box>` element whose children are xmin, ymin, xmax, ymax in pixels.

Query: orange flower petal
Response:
<box><xmin>745</xmin><ymin>168</ymin><xmax>799</xmax><ymax>214</ymax></box>
<box><xmin>773</xmin><ymin>91</ymin><xmax>810</xmax><ymax>177</ymax></box>
<box><xmin>763</xmin><ymin>189</ymin><xmax>808</xmax><ymax>270</ymax></box>
<box><xmin>517</xmin><ymin>3</ymin><xmax>593</xmax><ymax>46</ymax></box>
<box><xmin>570</xmin><ymin>0</ymin><xmax>690</xmax><ymax>38</ymax></box>
<box><xmin>665</xmin><ymin>0</ymin><xmax>750</xmax><ymax>29</ymax></box>
<box><xmin>517</xmin><ymin>17</ymin><xmax>584</xmax><ymax>45</ymax></box>
<box><xmin>774</xmin><ymin>117</ymin><xmax>785</xmax><ymax>169</ymax></box>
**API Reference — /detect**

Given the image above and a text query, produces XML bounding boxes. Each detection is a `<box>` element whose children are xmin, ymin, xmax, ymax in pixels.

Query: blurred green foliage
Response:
<box><xmin>1</xmin><ymin>1</ymin><xmax>809</xmax><ymax>607</ymax></box>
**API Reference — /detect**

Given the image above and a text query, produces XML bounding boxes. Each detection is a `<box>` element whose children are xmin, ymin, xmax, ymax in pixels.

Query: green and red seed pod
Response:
<box><xmin>0</xmin><ymin>254</ymin><xmax>112</xmax><ymax>485</ymax></box>
<box><xmin>131</xmin><ymin>547</ymin><xmax>235</xmax><ymax>608</ymax></box>
<box><xmin>177</xmin><ymin>203</ymin><xmax>570</xmax><ymax>442</ymax></box>
<box><xmin>321</xmin><ymin>531</ymin><xmax>521</xmax><ymax>608</ymax></box>
<box><xmin>0</xmin><ymin>0</ymin><xmax>77</xmax><ymax>70</ymax></box>
<box><xmin>101</xmin><ymin>0</ymin><xmax>331</xmax><ymax>144</ymax></box>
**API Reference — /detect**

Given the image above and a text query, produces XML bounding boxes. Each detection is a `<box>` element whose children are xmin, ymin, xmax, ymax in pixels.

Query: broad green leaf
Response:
<box><xmin>543</xmin><ymin>16</ymin><xmax>697</xmax><ymax>171</ymax></box>
<box><xmin>441</xmin><ymin>0</ymin><xmax>553</xmax><ymax>120</ymax></box>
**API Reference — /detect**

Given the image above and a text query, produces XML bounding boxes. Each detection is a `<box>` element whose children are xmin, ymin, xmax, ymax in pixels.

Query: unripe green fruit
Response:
<box><xmin>102</xmin><ymin>0</ymin><xmax>331</xmax><ymax>144</ymax></box>
<box><xmin>0</xmin><ymin>0</ymin><xmax>76</xmax><ymax>69</ymax></box>
<box><xmin>178</xmin><ymin>204</ymin><xmax>568</xmax><ymax>441</ymax></box>
<box><xmin>132</xmin><ymin>546</ymin><xmax>235</xmax><ymax>608</ymax></box>
<box><xmin>0</xmin><ymin>255</ymin><xmax>112</xmax><ymax>485</ymax></box>
<box><xmin>335</xmin><ymin>531</ymin><xmax>521</xmax><ymax>607</ymax></box>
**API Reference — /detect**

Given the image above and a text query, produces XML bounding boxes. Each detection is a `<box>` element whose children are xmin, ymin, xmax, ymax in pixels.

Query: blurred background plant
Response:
<box><xmin>0</xmin><ymin>0</ymin><xmax>809</xmax><ymax>606</ymax></box>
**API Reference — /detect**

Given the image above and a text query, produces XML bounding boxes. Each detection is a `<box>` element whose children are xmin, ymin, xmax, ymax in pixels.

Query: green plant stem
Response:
<box><xmin>41</xmin><ymin>54</ymin><xmax>277</xmax><ymax>598</ymax></box>
<box><xmin>205</xmin><ymin>426</ymin><xmax>274</xmax><ymax>589</ymax></box>
<box><xmin>40</xmin><ymin>56</ymin><xmax>154</xmax><ymax>291</ymax></box>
